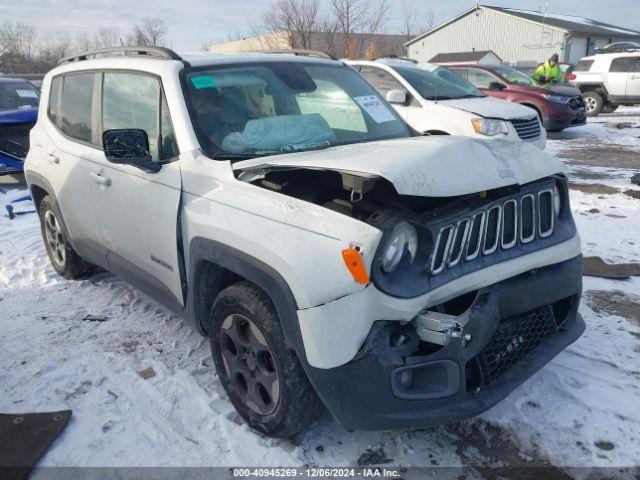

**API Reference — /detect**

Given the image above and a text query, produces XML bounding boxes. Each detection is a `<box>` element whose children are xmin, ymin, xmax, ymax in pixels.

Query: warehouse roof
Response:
<box><xmin>407</xmin><ymin>5</ymin><xmax>640</xmax><ymax>46</ymax></box>
<box><xmin>428</xmin><ymin>50</ymin><xmax>502</xmax><ymax>64</ymax></box>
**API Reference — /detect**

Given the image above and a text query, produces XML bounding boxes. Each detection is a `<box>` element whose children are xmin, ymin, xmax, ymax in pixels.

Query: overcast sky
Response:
<box><xmin>2</xmin><ymin>0</ymin><xmax>639</xmax><ymax>51</ymax></box>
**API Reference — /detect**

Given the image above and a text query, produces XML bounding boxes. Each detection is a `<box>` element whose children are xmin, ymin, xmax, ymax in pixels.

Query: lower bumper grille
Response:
<box><xmin>466</xmin><ymin>305</ymin><xmax>559</xmax><ymax>390</ymax></box>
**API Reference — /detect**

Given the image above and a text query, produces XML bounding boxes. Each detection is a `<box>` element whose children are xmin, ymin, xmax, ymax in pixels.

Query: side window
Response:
<box><xmin>466</xmin><ymin>69</ymin><xmax>496</xmax><ymax>89</ymax></box>
<box><xmin>160</xmin><ymin>96</ymin><xmax>178</xmax><ymax>160</ymax></box>
<box><xmin>60</xmin><ymin>73</ymin><xmax>95</xmax><ymax>143</ymax></box>
<box><xmin>609</xmin><ymin>58</ymin><xmax>633</xmax><ymax>72</ymax></box>
<box><xmin>48</xmin><ymin>76</ymin><xmax>62</xmax><ymax>125</ymax></box>
<box><xmin>359</xmin><ymin>66</ymin><xmax>407</xmax><ymax>97</ymax></box>
<box><xmin>633</xmin><ymin>58</ymin><xmax>640</xmax><ymax>72</ymax></box>
<box><xmin>102</xmin><ymin>72</ymin><xmax>178</xmax><ymax>163</ymax></box>
<box><xmin>574</xmin><ymin>60</ymin><xmax>593</xmax><ymax>72</ymax></box>
<box><xmin>450</xmin><ymin>68</ymin><xmax>468</xmax><ymax>80</ymax></box>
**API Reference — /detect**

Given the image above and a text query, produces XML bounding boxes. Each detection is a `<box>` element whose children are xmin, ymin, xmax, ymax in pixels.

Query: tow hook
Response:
<box><xmin>413</xmin><ymin>310</ymin><xmax>472</xmax><ymax>347</ymax></box>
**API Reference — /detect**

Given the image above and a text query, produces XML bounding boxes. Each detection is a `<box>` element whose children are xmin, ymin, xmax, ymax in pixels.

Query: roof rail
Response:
<box><xmin>249</xmin><ymin>49</ymin><xmax>336</xmax><ymax>60</ymax></box>
<box><xmin>595</xmin><ymin>42</ymin><xmax>640</xmax><ymax>54</ymax></box>
<box><xmin>58</xmin><ymin>46</ymin><xmax>182</xmax><ymax>65</ymax></box>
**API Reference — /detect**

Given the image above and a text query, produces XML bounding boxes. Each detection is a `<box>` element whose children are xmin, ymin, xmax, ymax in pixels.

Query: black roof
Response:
<box><xmin>487</xmin><ymin>6</ymin><xmax>640</xmax><ymax>37</ymax></box>
<box><xmin>429</xmin><ymin>50</ymin><xmax>500</xmax><ymax>63</ymax></box>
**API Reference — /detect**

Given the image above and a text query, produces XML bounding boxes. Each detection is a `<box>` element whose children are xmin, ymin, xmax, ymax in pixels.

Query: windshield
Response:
<box><xmin>491</xmin><ymin>66</ymin><xmax>534</xmax><ymax>87</ymax></box>
<box><xmin>0</xmin><ymin>81</ymin><xmax>40</xmax><ymax>111</ymax></box>
<box><xmin>394</xmin><ymin>66</ymin><xmax>484</xmax><ymax>100</ymax></box>
<box><xmin>183</xmin><ymin>62</ymin><xmax>410</xmax><ymax>159</ymax></box>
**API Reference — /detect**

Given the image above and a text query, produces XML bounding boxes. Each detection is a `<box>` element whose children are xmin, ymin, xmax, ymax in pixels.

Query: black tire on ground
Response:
<box><xmin>39</xmin><ymin>195</ymin><xmax>94</xmax><ymax>279</ymax></box>
<box><xmin>602</xmin><ymin>103</ymin><xmax>619</xmax><ymax>114</ymax></box>
<box><xmin>210</xmin><ymin>281</ymin><xmax>323</xmax><ymax>438</ymax></box>
<box><xmin>583</xmin><ymin>91</ymin><xmax>604</xmax><ymax>117</ymax></box>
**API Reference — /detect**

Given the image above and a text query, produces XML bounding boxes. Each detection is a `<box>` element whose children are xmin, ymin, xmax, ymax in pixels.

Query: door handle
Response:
<box><xmin>631</xmin><ymin>74</ymin><xmax>640</xmax><ymax>80</ymax></box>
<box><xmin>90</xmin><ymin>172</ymin><xmax>111</xmax><ymax>186</ymax></box>
<box><xmin>46</xmin><ymin>153</ymin><xmax>60</xmax><ymax>164</ymax></box>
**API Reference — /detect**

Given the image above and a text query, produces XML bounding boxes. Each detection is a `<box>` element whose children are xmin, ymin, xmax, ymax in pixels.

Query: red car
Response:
<box><xmin>448</xmin><ymin>64</ymin><xmax>586</xmax><ymax>131</ymax></box>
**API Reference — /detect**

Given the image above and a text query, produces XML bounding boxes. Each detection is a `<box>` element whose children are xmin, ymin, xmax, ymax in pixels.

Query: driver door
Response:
<box><xmin>89</xmin><ymin>71</ymin><xmax>184</xmax><ymax>307</ymax></box>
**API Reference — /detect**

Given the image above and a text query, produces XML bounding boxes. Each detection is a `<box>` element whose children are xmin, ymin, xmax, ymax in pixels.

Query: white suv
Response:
<box><xmin>570</xmin><ymin>46</ymin><xmax>640</xmax><ymax>116</ymax></box>
<box><xmin>347</xmin><ymin>59</ymin><xmax>546</xmax><ymax>149</ymax></box>
<box><xmin>25</xmin><ymin>47</ymin><xmax>583</xmax><ymax>437</ymax></box>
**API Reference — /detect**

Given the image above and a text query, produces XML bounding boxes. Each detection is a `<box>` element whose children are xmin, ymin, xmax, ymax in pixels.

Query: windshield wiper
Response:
<box><xmin>210</xmin><ymin>152</ymin><xmax>258</xmax><ymax>160</ymax></box>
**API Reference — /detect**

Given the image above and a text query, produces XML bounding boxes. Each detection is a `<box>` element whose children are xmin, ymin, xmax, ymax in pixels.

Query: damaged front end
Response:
<box><xmin>306</xmin><ymin>256</ymin><xmax>583</xmax><ymax>431</ymax></box>
<box><xmin>234</xmin><ymin>137</ymin><xmax>583</xmax><ymax>431</ymax></box>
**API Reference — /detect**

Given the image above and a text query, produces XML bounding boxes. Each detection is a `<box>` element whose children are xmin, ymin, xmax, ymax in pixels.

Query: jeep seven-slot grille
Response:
<box><xmin>429</xmin><ymin>188</ymin><xmax>555</xmax><ymax>275</ymax></box>
<box><xmin>510</xmin><ymin>117</ymin><xmax>541</xmax><ymax>141</ymax></box>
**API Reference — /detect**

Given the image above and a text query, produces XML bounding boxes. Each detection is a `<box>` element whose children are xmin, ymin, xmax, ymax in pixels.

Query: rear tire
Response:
<box><xmin>210</xmin><ymin>281</ymin><xmax>323</xmax><ymax>437</ymax></box>
<box><xmin>583</xmin><ymin>91</ymin><xmax>603</xmax><ymax>117</ymax></box>
<box><xmin>602</xmin><ymin>103</ymin><xmax>619</xmax><ymax>114</ymax></box>
<box><xmin>39</xmin><ymin>195</ymin><xmax>93</xmax><ymax>279</ymax></box>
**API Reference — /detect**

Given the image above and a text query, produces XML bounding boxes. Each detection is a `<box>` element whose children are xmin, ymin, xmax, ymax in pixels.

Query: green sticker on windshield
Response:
<box><xmin>191</xmin><ymin>75</ymin><xmax>217</xmax><ymax>89</ymax></box>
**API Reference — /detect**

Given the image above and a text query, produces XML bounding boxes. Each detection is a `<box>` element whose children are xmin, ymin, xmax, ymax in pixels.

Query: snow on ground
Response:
<box><xmin>1</xmin><ymin>109</ymin><xmax>639</xmax><ymax>475</ymax></box>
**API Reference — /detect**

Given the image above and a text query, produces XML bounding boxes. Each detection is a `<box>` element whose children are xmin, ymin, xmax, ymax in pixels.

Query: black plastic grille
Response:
<box><xmin>502</xmin><ymin>200</ymin><xmax>516</xmax><ymax>247</ymax></box>
<box><xmin>483</xmin><ymin>207</ymin><xmax>500</xmax><ymax>253</ymax></box>
<box><xmin>429</xmin><ymin>186</ymin><xmax>558</xmax><ymax>275</ymax></box>
<box><xmin>539</xmin><ymin>191</ymin><xmax>553</xmax><ymax>236</ymax></box>
<box><xmin>520</xmin><ymin>195</ymin><xmax>535</xmax><ymax>241</ymax></box>
<box><xmin>511</xmin><ymin>116</ymin><xmax>542</xmax><ymax>140</ymax></box>
<box><xmin>474</xmin><ymin>306</ymin><xmax>558</xmax><ymax>385</ymax></box>
<box><xmin>568</xmin><ymin>96</ymin><xmax>585</xmax><ymax>109</ymax></box>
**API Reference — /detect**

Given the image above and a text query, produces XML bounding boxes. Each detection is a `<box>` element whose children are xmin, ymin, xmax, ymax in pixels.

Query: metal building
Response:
<box><xmin>406</xmin><ymin>5</ymin><xmax>640</xmax><ymax>69</ymax></box>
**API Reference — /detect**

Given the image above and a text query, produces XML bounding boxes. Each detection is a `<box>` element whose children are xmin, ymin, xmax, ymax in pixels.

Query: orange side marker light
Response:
<box><xmin>342</xmin><ymin>248</ymin><xmax>369</xmax><ymax>285</ymax></box>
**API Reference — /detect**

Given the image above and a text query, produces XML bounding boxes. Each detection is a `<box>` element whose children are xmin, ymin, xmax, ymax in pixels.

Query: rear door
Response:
<box><xmin>43</xmin><ymin>72</ymin><xmax>103</xmax><ymax>264</ymax></box>
<box><xmin>626</xmin><ymin>57</ymin><xmax>640</xmax><ymax>98</ymax></box>
<box><xmin>608</xmin><ymin>57</ymin><xmax>633</xmax><ymax>97</ymax></box>
<box><xmin>89</xmin><ymin>71</ymin><xmax>184</xmax><ymax>306</ymax></box>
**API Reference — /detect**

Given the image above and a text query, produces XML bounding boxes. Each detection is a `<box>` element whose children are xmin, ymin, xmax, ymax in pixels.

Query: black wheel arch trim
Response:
<box><xmin>185</xmin><ymin>237</ymin><xmax>306</xmax><ymax>356</ymax></box>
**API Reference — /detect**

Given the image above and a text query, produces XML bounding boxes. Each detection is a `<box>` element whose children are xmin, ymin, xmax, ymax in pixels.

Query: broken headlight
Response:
<box><xmin>471</xmin><ymin>118</ymin><xmax>509</xmax><ymax>136</ymax></box>
<box><xmin>380</xmin><ymin>222</ymin><xmax>418</xmax><ymax>273</ymax></box>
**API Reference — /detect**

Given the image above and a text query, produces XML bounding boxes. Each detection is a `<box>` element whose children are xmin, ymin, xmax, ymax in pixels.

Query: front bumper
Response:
<box><xmin>543</xmin><ymin>105</ymin><xmax>586</xmax><ymax>130</ymax></box>
<box><xmin>304</xmin><ymin>255</ymin><xmax>583</xmax><ymax>431</ymax></box>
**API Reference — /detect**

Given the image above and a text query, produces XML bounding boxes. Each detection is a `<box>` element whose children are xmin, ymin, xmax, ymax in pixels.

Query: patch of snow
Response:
<box><xmin>1</xmin><ymin>108</ymin><xmax>640</xmax><ymax>470</ymax></box>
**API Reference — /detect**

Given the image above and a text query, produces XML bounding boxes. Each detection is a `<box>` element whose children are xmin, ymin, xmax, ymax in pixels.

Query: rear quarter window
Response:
<box><xmin>48</xmin><ymin>77</ymin><xmax>62</xmax><ymax>124</ymax></box>
<box><xmin>574</xmin><ymin>60</ymin><xmax>593</xmax><ymax>72</ymax></box>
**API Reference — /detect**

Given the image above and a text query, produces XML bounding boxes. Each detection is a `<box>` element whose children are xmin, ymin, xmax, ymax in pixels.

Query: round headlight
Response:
<box><xmin>553</xmin><ymin>184</ymin><xmax>561</xmax><ymax>215</ymax></box>
<box><xmin>381</xmin><ymin>222</ymin><xmax>418</xmax><ymax>273</ymax></box>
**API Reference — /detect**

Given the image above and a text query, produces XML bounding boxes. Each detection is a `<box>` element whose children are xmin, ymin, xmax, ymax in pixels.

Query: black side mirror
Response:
<box><xmin>102</xmin><ymin>129</ymin><xmax>160</xmax><ymax>173</ymax></box>
<box><xmin>489</xmin><ymin>82</ymin><xmax>506</xmax><ymax>91</ymax></box>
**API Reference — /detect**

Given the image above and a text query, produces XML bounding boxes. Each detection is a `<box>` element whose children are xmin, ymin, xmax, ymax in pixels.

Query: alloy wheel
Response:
<box><xmin>585</xmin><ymin>96</ymin><xmax>597</xmax><ymax>113</ymax></box>
<box><xmin>220</xmin><ymin>313</ymin><xmax>280</xmax><ymax>415</ymax></box>
<box><xmin>44</xmin><ymin>210</ymin><xmax>66</xmax><ymax>268</ymax></box>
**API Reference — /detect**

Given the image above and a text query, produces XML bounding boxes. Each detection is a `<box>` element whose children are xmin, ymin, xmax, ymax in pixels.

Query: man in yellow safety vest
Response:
<box><xmin>533</xmin><ymin>53</ymin><xmax>564</xmax><ymax>86</ymax></box>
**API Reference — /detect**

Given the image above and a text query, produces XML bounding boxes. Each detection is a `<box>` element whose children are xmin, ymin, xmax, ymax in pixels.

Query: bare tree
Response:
<box><xmin>400</xmin><ymin>1</ymin><xmax>435</xmax><ymax>40</ymax></box>
<box><xmin>263</xmin><ymin>0</ymin><xmax>320</xmax><ymax>49</ymax></box>
<box><xmin>0</xmin><ymin>21</ymin><xmax>36</xmax><ymax>58</ymax></box>
<box><xmin>330</xmin><ymin>0</ymin><xmax>367</xmax><ymax>53</ymax></box>
<box><xmin>94</xmin><ymin>27</ymin><xmax>120</xmax><ymax>49</ymax></box>
<box><xmin>129</xmin><ymin>18</ymin><xmax>168</xmax><ymax>46</ymax></box>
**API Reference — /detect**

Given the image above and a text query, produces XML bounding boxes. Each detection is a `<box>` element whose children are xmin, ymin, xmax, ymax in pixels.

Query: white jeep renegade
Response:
<box><xmin>25</xmin><ymin>47</ymin><xmax>584</xmax><ymax>437</ymax></box>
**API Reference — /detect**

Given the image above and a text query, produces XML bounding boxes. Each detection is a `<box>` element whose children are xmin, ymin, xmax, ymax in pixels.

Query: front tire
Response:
<box><xmin>210</xmin><ymin>282</ymin><xmax>323</xmax><ymax>437</ymax></box>
<box><xmin>583</xmin><ymin>91</ymin><xmax>604</xmax><ymax>117</ymax></box>
<box><xmin>39</xmin><ymin>195</ymin><xmax>93</xmax><ymax>279</ymax></box>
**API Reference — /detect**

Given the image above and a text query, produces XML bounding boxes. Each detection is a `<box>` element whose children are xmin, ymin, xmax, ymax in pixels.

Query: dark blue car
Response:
<box><xmin>0</xmin><ymin>78</ymin><xmax>40</xmax><ymax>173</ymax></box>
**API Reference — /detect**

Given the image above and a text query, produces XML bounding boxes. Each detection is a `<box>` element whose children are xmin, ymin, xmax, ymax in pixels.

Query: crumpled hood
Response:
<box><xmin>439</xmin><ymin>97</ymin><xmax>538</xmax><ymax>120</ymax></box>
<box><xmin>233</xmin><ymin>136</ymin><xmax>565</xmax><ymax>197</ymax></box>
